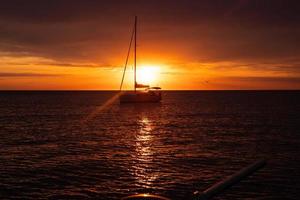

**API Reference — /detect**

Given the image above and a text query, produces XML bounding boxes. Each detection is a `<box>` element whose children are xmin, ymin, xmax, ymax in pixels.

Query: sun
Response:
<box><xmin>137</xmin><ymin>65</ymin><xmax>161</xmax><ymax>85</ymax></box>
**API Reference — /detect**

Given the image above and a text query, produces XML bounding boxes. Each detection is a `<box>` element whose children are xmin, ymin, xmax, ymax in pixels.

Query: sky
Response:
<box><xmin>0</xmin><ymin>0</ymin><xmax>299</xmax><ymax>90</ymax></box>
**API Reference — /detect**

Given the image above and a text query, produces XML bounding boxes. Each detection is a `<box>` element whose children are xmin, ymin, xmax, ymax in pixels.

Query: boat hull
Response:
<box><xmin>120</xmin><ymin>92</ymin><xmax>161</xmax><ymax>103</ymax></box>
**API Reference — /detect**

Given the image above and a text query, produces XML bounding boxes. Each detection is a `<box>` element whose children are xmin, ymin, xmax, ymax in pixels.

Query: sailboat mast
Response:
<box><xmin>134</xmin><ymin>16</ymin><xmax>137</xmax><ymax>92</ymax></box>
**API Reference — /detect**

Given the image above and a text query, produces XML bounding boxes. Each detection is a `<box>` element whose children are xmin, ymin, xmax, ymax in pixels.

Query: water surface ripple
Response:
<box><xmin>0</xmin><ymin>91</ymin><xmax>299</xmax><ymax>199</ymax></box>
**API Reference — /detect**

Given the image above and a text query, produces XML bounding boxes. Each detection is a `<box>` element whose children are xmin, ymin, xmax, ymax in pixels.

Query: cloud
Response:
<box><xmin>0</xmin><ymin>72</ymin><xmax>65</xmax><ymax>77</ymax></box>
<box><xmin>212</xmin><ymin>62</ymin><xmax>300</xmax><ymax>74</ymax></box>
<box><xmin>227</xmin><ymin>76</ymin><xmax>300</xmax><ymax>83</ymax></box>
<box><xmin>167</xmin><ymin>60</ymin><xmax>300</xmax><ymax>78</ymax></box>
<box><xmin>207</xmin><ymin>76</ymin><xmax>300</xmax><ymax>90</ymax></box>
<box><xmin>185</xmin><ymin>75</ymin><xmax>300</xmax><ymax>90</ymax></box>
<box><xmin>1</xmin><ymin>1</ymin><xmax>299</xmax><ymax>25</ymax></box>
<box><xmin>0</xmin><ymin>0</ymin><xmax>299</xmax><ymax>68</ymax></box>
<box><xmin>0</xmin><ymin>54</ymin><xmax>114</xmax><ymax>69</ymax></box>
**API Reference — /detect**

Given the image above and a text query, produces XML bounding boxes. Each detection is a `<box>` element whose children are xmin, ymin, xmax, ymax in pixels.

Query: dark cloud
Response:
<box><xmin>209</xmin><ymin>62</ymin><xmax>300</xmax><ymax>74</ymax></box>
<box><xmin>0</xmin><ymin>0</ymin><xmax>299</xmax><ymax>64</ymax></box>
<box><xmin>2</xmin><ymin>61</ymin><xmax>112</xmax><ymax>68</ymax></box>
<box><xmin>1</xmin><ymin>0</ymin><xmax>299</xmax><ymax>25</ymax></box>
<box><xmin>228</xmin><ymin>76</ymin><xmax>300</xmax><ymax>83</ymax></box>
<box><xmin>44</xmin><ymin>63</ymin><xmax>112</xmax><ymax>68</ymax></box>
<box><xmin>0</xmin><ymin>72</ymin><xmax>64</xmax><ymax>77</ymax></box>
<box><xmin>206</xmin><ymin>76</ymin><xmax>300</xmax><ymax>89</ymax></box>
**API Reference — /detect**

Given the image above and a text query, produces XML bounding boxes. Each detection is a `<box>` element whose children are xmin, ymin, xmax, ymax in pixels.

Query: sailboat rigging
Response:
<box><xmin>119</xmin><ymin>16</ymin><xmax>162</xmax><ymax>103</ymax></box>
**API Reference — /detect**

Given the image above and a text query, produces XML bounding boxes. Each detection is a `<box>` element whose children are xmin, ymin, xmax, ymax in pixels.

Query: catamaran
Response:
<box><xmin>119</xmin><ymin>16</ymin><xmax>162</xmax><ymax>103</ymax></box>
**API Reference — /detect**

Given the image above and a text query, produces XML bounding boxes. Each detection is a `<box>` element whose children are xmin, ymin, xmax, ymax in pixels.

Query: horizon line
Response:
<box><xmin>1</xmin><ymin>89</ymin><xmax>300</xmax><ymax>92</ymax></box>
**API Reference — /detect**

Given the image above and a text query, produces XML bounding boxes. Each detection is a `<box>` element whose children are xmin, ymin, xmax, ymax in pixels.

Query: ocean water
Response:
<box><xmin>0</xmin><ymin>91</ymin><xmax>299</xmax><ymax>200</ymax></box>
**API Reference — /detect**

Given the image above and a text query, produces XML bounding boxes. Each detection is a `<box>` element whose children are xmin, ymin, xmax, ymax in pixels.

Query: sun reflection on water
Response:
<box><xmin>133</xmin><ymin>117</ymin><xmax>159</xmax><ymax>188</ymax></box>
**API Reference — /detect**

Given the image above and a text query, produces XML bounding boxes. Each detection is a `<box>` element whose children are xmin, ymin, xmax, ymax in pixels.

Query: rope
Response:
<box><xmin>120</xmin><ymin>23</ymin><xmax>135</xmax><ymax>91</ymax></box>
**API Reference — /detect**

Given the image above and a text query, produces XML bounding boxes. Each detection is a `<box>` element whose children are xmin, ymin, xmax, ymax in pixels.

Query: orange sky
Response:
<box><xmin>0</xmin><ymin>1</ymin><xmax>299</xmax><ymax>90</ymax></box>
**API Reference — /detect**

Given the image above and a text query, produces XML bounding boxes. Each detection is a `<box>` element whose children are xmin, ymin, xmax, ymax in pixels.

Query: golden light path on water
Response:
<box><xmin>80</xmin><ymin>92</ymin><xmax>161</xmax><ymax>188</ymax></box>
<box><xmin>133</xmin><ymin>117</ymin><xmax>159</xmax><ymax>188</ymax></box>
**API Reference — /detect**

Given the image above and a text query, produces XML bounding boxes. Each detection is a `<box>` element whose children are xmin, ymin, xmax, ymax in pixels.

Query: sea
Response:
<box><xmin>0</xmin><ymin>91</ymin><xmax>299</xmax><ymax>200</ymax></box>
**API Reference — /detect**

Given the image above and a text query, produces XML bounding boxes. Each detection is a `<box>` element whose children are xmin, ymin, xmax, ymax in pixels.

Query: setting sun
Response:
<box><xmin>136</xmin><ymin>65</ymin><xmax>161</xmax><ymax>85</ymax></box>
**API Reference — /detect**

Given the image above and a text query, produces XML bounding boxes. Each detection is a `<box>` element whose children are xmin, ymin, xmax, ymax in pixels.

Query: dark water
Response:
<box><xmin>0</xmin><ymin>91</ymin><xmax>300</xmax><ymax>200</ymax></box>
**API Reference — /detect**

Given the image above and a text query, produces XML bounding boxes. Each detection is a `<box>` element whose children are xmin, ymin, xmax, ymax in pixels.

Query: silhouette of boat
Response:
<box><xmin>119</xmin><ymin>16</ymin><xmax>162</xmax><ymax>103</ymax></box>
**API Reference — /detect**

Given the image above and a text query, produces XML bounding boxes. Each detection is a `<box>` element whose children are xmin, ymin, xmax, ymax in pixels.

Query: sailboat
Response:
<box><xmin>119</xmin><ymin>16</ymin><xmax>162</xmax><ymax>103</ymax></box>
